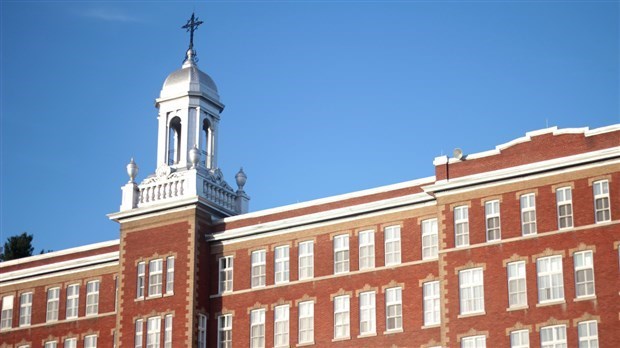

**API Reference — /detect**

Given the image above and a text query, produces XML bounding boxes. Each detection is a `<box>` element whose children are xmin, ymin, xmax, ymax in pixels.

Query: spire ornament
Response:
<box><xmin>182</xmin><ymin>12</ymin><xmax>203</xmax><ymax>64</ymax></box>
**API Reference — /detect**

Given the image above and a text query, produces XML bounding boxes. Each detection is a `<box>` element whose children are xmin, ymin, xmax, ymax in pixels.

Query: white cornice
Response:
<box><xmin>0</xmin><ymin>239</ymin><xmax>119</xmax><ymax>268</ymax></box>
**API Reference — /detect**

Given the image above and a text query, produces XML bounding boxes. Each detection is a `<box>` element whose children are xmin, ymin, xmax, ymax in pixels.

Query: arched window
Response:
<box><xmin>202</xmin><ymin>118</ymin><xmax>214</xmax><ymax>169</ymax></box>
<box><xmin>167</xmin><ymin>117</ymin><xmax>182</xmax><ymax>165</ymax></box>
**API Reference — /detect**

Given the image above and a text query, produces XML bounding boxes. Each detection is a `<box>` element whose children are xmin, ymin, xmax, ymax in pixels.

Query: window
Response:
<box><xmin>86</xmin><ymin>280</ymin><xmax>100</xmax><ymax>316</ymax></box>
<box><xmin>510</xmin><ymin>330</ymin><xmax>529</xmax><ymax>348</ymax></box>
<box><xmin>384</xmin><ymin>226</ymin><xmax>401</xmax><ymax>266</ymax></box>
<box><xmin>298</xmin><ymin>301</ymin><xmax>314</xmax><ymax>344</ymax></box>
<box><xmin>574</xmin><ymin>251</ymin><xmax>595</xmax><ymax>298</ymax></box>
<box><xmin>459</xmin><ymin>268</ymin><xmax>484</xmax><ymax>314</ymax></box>
<box><xmin>274</xmin><ymin>246</ymin><xmax>290</xmax><ymax>284</ymax></box>
<box><xmin>358</xmin><ymin>230</ymin><xmax>375</xmax><ymax>270</ymax></box>
<box><xmin>197</xmin><ymin>314</ymin><xmax>207</xmax><ymax>348</ymax></box>
<box><xmin>217</xmin><ymin>314</ymin><xmax>232</xmax><ymax>348</ymax></box>
<box><xmin>164</xmin><ymin>315</ymin><xmax>173</xmax><ymax>348</ymax></box>
<box><xmin>251</xmin><ymin>250</ymin><xmax>266</xmax><ymax>288</ymax></box>
<box><xmin>385</xmin><ymin>287</ymin><xmax>402</xmax><ymax>331</ymax></box>
<box><xmin>298</xmin><ymin>241</ymin><xmax>314</xmax><ymax>280</ymax></box>
<box><xmin>461</xmin><ymin>335</ymin><xmax>486</xmax><ymax>348</ymax></box>
<box><xmin>149</xmin><ymin>259</ymin><xmax>163</xmax><ymax>296</ymax></box>
<box><xmin>578</xmin><ymin>320</ymin><xmax>598</xmax><ymax>348</ymax></box>
<box><xmin>19</xmin><ymin>292</ymin><xmax>32</xmax><ymax>327</ymax></box>
<box><xmin>537</xmin><ymin>255</ymin><xmax>564</xmax><ymax>303</ymax></box>
<box><xmin>166</xmin><ymin>256</ymin><xmax>175</xmax><ymax>295</ymax></box>
<box><xmin>454</xmin><ymin>206</ymin><xmax>469</xmax><ymax>247</ymax></box>
<box><xmin>485</xmin><ymin>200</ymin><xmax>501</xmax><ymax>241</ymax></box>
<box><xmin>64</xmin><ymin>338</ymin><xmax>77</xmax><ymax>348</ymax></box>
<box><xmin>334</xmin><ymin>295</ymin><xmax>350</xmax><ymax>339</ymax></box>
<box><xmin>147</xmin><ymin>317</ymin><xmax>161</xmax><ymax>348</ymax></box>
<box><xmin>135</xmin><ymin>319</ymin><xmax>144</xmax><ymax>348</ymax></box>
<box><xmin>359</xmin><ymin>291</ymin><xmax>376</xmax><ymax>335</ymax></box>
<box><xmin>84</xmin><ymin>335</ymin><xmax>97</xmax><ymax>348</ymax></box>
<box><xmin>507</xmin><ymin>261</ymin><xmax>527</xmax><ymax>308</ymax></box>
<box><xmin>137</xmin><ymin>262</ymin><xmax>146</xmax><ymax>299</ymax></box>
<box><xmin>423</xmin><ymin>281</ymin><xmax>440</xmax><ymax>326</ymax></box>
<box><xmin>47</xmin><ymin>287</ymin><xmax>60</xmax><ymax>322</ymax></box>
<box><xmin>556</xmin><ymin>187</ymin><xmax>573</xmax><ymax>229</ymax></box>
<box><xmin>66</xmin><ymin>284</ymin><xmax>79</xmax><ymax>319</ymax></box>
<box><xmin>219</xmin><ymin>256</ymin><xmax>233</xmax><ymax>293</ymax></box>
<box><xmin>422</xmin><ymin>219</ymin><xmax>438</xmax><ymax>260</ymax></box>
<box><xmin>593</xmin><ymin>180</ymin><xmax>611</xmax><ymax>223</ymax></box>
<box><xmin>250</xmin><ymin>309</ymin><xmax>266</xmax><ymax>348</ymax></box>
<box><xmin>274</xmin><ymin>305</ymin><xmax>289</xmax><ymax>348</ymax></box>
<box><xmin>520</xmin><ymin>193</ymin><xmax>537</xmax><ymax>235</ymax></box>
<box><xmin>334</xmin><ymin>234</ymin><xmax>350</xmax><ymax>274</ymax></box>
<box><xmin>167</xmin><ymin>117</ymin><xmax>181</xmax><ymax>165</ymax></box>
<box><xmin>45</xmin><ymin>342</ymin><xmax>58</xmax><ymax>348</ymax></box>
<box><xmin>1</xmin><ymin>295</ymin><xmax>13</xmax><ymax>330</ymax></box>
<box><xmin>540</xmin><ymin>325</ymin><xmax>566</xmax><ymax>348</ymax></box>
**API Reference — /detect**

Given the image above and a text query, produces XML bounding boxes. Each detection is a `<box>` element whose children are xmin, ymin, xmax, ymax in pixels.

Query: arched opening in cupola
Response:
<box><xmin>167</xmin><ymin>117</ymin><xmax>182</xmax><ymax>165</ymax></box>
<box><xmin>202</xmin><ymin>118</ymin><xmax>214</xmax><ymax>169</ymax></box>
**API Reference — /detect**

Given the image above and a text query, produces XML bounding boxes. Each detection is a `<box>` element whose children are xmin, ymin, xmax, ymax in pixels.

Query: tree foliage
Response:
<box><xmin>0</xmin><ymin>232</ymin><xmax>34</xmax><ymax>261</ymax></box>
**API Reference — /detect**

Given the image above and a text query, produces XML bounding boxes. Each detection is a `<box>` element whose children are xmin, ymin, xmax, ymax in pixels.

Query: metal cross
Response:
<box><xmin>182</xmin><ymin>13</ymin><xmax>203</xmax><ymax>50</ymax></box>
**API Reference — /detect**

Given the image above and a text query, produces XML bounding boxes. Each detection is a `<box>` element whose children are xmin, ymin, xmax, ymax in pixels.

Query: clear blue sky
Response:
<box><xmin>1</xmin><ymin>1</ymin><xmax>618</xmax><ymax>253</ymax></box>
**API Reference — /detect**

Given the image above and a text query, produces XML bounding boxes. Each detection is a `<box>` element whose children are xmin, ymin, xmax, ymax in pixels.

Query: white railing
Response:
<box><xmin>139</xmin><ymin>178</ymin><xmax>186</xmax><ymax>205</ymax></box>
<box><xmin>203</xmin><ymin>180</ymin><xmax>236</xmax><ymax>212</ymax></box>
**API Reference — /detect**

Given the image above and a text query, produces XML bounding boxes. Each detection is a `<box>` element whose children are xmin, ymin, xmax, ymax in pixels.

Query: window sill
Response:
<box><xmin>573</xmin><ymin>296</ymin><xmax>596</xmax><ymax>302</ymax></box>
<box><xmin>457</xmin><ymin>311</ymin><xmax>485</xmax><ymax>318</ymax></box>
<box><xmin>383</xmin><ymin>328</ymin><xmax>403</xmax><ymax>335</ymax></box>
<box><xmin>357</xmin><ymin>332</ymin><xmax>377</xmax><ymax>339</ymax></box>
<box><xmin>164</xmin><ymin>292</ymin><xmax>174</xmax><ymax>297</ymax></box>
<box><xmin>146</xmin><ymin>294</ymin><xmax>162</xmax><ymax>300</ymax></box>
<box><xmin>506</xmin><ymin>305</ymin><xmax>528</xmax><ymax>312</ymax></box>
<box><xmin>331</xmin><ymin>337</ymin><xmax>351</xmax><ymax>342</ymax></box>
<box><xmin>536</xmin><ymin>300</ymin><xmax>565</xmax><ymax>307</ymax></box>
<box><xmin>421</xmin><ymin>324</ymin><xmax>440</xmax><ymax>329</ymax></box>
<box><xmin>296</xmin><ymin>341</ymin><xmax>314</xmax><ymax>347</ymax></box>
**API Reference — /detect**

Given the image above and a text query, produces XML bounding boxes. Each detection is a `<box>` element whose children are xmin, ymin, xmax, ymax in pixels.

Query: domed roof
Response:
<box><xmin>160</xmin><ymin>51</ymin><xmax>219</xmax><ymax>101</ymax></box>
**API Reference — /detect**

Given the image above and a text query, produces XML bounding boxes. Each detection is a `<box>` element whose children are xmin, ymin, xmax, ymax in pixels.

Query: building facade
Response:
<box><xmin>1</xmin><ymin>22</ymin><xmax>619</xmax><ymax>348</ymax></box>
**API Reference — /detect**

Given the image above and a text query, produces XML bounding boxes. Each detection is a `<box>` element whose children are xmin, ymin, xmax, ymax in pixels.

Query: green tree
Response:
<box><xmin>0</xmin><ymin>232</ymin><xmax>34</xmax><ymax>261</ymax></box>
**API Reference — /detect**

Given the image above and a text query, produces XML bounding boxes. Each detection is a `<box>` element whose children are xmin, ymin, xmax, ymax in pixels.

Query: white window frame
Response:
<box><xmin>219</xmin><ymin>256</ymin><xmax>233</xmax><ymax>294</ymax></box>
<box><xmin>385</xmin><ymin>287</ymin><xmax>402</xmax><ymax>331</ymax></box>
<box><xmin>507</xmin><ymin>261</ymin><xmax>527</xmax><ymax>308</ymax></box>
<box><xmin>454</xmin><ymin>206</ymin><xmax>470</xmax><ymax>247</ymax></box>
<box><xmin>574</xmin><ymin>250</ymin><xmax>595</xmax><ymax>298</ymax></box>
<box><xmin>85</xmin><ymin>280</ymin><xmax>100</xmax><ymax>316</ymax></box>
<box><xmin>165</xmin><ymin>256</ymin><xmax>174</xmax><ymax>295</ymax></box>
<box><xmin>84</xmin><ymin>335</ymin><xmax>97</xmax><ymax>348</ymax></box>
<box><xmin>540</xmin><ymin>324</ymin><xmax>566</xmax><ymax>348</ymax></box>
<box><xmin>197</xmin><ymin>314</ymin><xmax>206</xmax><ymax>348</ymax></box>
<box><xmin>148</xmin><ymin>259</ymin><xmax>163</xmax><ymax>297</ymax></box>
<box><xmin>146</xmin><ymin>316</ymin><xmax>161</xmax><ymax>348</ymax></box>
<box><xmin>422</xmin><ymin>219</ymin><xmax>438</xmax><ymax>260</ymax></box>
<box><xmin>423</xmin><ymin>281</ymin><xmax>440</xmax><ymax>326</ymax></box>
<box><xmin>358</xmin><ymin>230</ymin><xmax>375</xmax><ymax>270</ymax></box>
<box><xmin>64</xmin><ymin>338</ymin><xmax>77</xmax><ymax>348</ymax></box>
<box><xmin>66</xmin><ymin>284</ymin><xmax>79</xmax><ymax>319</ymax></box>
<box><xmin>333</xmin><ymin>234</ymin><xmax>350</xmax><ymax>274</ymax></box>
<box><xmin>593</xmin><ymin>180</ymin><xmax>611</xmax><ymax>223</ymax></box>
<box><xmin>577</xmin><ymin>320</ymin><xmax>598</xmax><ymax>348</ymax></box>
<box><xmin>164</xmin><ymin>315</ymin><xmax>173</xmax><ymax>348</ymax></box>
<box><xmin>273</xmin><ymin>305</ymin><xmax>289</xmax><ymax>348</ymax></box>
<box><xmin>298</xmin><ymin>241</ymin><xmax>314</xmax><ymax>280</ymax></box>
<box><xmin>333</xmin><ymin>295</ymin><xmax>350</xmax><ymax>339</ymax></box>
<box><xmin>45</xmin><ymin>342</ymin><xmax>58</xmax><ymax>348</ymax></box>
<box><xmin>359</xmin><ymin>291</ymin><xmax>376</xmax><ymax>336</ymax></box>
<box><xmin>459</xmin><ymin>268</ymin><xmax>484</xmax><ymax>315</ymax></box>
<box><xmin>485</xmin><ymin>200</ymin><xmax>501</xmax><ymax>242</ymax></box>
<box><xmin>384</xmin><ymin>226</ymin><xmax>402</xmax><ymax>266</ymax></box>
<box><xmin>520</xmin><ymin>193</ymin><xmax>537</xmax><ymax>236</ymax></box>
<box><xmin>556</xmin><ymin>187</ymin><xmax>573</xmax><ymax>229</ymax></box>
<box><xmin>137</xmin><ymin>262</ymin><xmax>146</xmax><ymax>299</ymax></box>
<box><xmin>217</xmin><ymin>314</ymin><xmax>232</xmax><ymax>348</ymax></box>
<box><xmin>298</xmin><ymin>301</ymin><xmax>314</xmax><ymax>345</ymax></box>
<box><xmin>46</xmin><ymin>287</ymin><xmax>60</xmax><ymax>322</ymax></box>
<box><xmin>251</xmin><ymin>250</ymin><xmax>266</xmax><ymax>288</ymax></box>
<box><xmin>19</xmin><ymin>292</ymin><xmax>32</xmax><ymax>327</ymax></box>
<box><xmin>510</xmin><ymin>329</ymin><xmax>529</xmax><ymax>348</ymax></box>
<box><xmin>537</xmin><ymin>255</ymin><xmax>565</xmax><ymax>303</ymax></box>
<box><xmin>1</xmin><ymin>295</ymin><xmax>13</xmax><ymax>330</ymax></box>
<box><xmin>274</xmin><ymin>246</ymin><xmax>290</xmax><ymax>284</ymax></box>
<box><xmin>461</xmin><ymin>335</ymin><xmax>486</xmax><ymax>347</ymax></box>
<box><xmin>135</xmin><ymin>319</ymin><xmax>144</xmax><ymax>348</ymax></box>
<box><xmin>250</xmin><ymin>308</ymin><xmax>266</xmax><ymax>348</ymax></box>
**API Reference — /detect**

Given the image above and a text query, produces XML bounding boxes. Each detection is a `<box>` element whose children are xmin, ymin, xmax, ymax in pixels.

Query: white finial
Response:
<box><xmin>126</xmin><ymin>158</ymin><xmax>139</xmax><ymax>183</ymax></box>
<box><xmin>188</xmin><ymin>145</ymin><xmax>200</xmax><ymax>169</ymax></box>
<box><xmin>235</xmin><ymin>167</ymin><xmax>247</xmax><ymax>191</ymax></box>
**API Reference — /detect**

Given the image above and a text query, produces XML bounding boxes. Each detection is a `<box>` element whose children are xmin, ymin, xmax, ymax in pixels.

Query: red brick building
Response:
<box><xmin>1</xmin><ymin>19</ymin><xmax>619</xmax><ymax>348</ymax></box>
